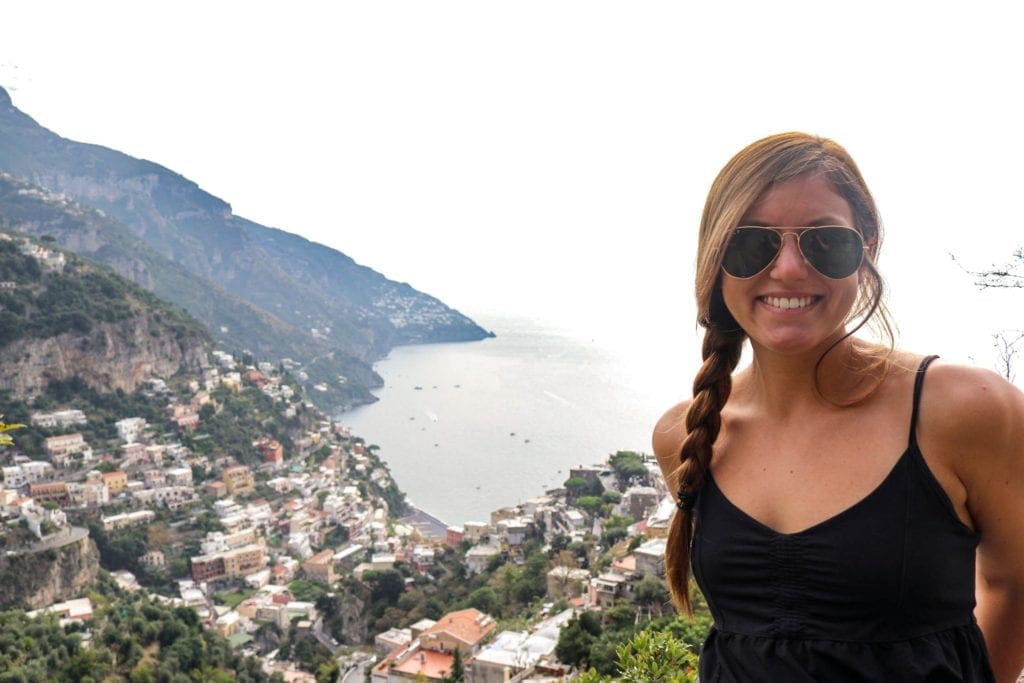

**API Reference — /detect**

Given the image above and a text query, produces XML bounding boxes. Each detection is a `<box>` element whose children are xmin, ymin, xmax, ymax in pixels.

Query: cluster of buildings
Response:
<box><xmin>371</xmin><ymin>607</ymin><xmax>575</xmax><ymax>683</ymax></box>
<box><xmin>6</xmin><ymin>344</ymin><xmax>682</xmax><ymax>681</ymax></box>
<box><xmin>0</xmin><ymin>413</ymin><xmax>204</xmax><ymax>536</ymax></box>
<box><xmin>0</xmin><ymin>231</ymin><xmax>67</xmax><ymax>277</ymax></box>
<box><xmin>0</xmin><ymin>351</ymin><xmax>324</xmax><ymax>544</ymax></box>
<box><xmin>348</xmin><ymin>457</ymin><xmax>676</xmax><ymax>682</ymax></box>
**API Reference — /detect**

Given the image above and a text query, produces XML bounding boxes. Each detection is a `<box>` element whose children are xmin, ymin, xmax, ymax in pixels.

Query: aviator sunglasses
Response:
<box><xmin>721</xmin><ymin>226</ymin><xmax>867</xmax><ymax>280</ymax></box>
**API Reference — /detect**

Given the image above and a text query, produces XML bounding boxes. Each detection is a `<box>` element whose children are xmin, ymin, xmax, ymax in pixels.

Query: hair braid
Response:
<box><xmin>665</xmin><ymin>324</ymin><xmax>744</xmax><ymax>612</ymax></box>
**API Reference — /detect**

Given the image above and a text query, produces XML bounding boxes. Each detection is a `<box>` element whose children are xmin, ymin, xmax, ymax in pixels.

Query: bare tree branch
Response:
<box><xmin>993</xmin><ymin>330</ymin><xmax>1024</xmax><ymax>382</ymax></box>
<box><xmin>949</xmin><ymin>250</ymin><xmax>1024</xmax><ymax>289</ymax></box>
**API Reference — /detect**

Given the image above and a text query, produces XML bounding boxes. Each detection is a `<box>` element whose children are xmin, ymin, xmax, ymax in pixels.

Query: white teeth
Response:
<box><xmin>765</xmin><ymin>296</ymin><xmax>812</xmax><ymax>309</ymax></box>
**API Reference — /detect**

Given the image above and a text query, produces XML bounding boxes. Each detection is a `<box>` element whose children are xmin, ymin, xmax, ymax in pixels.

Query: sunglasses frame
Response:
<box><xmin>722</xmin><ymin>225</ymin><xmax>868</xmax><ymax>280</ymax></box>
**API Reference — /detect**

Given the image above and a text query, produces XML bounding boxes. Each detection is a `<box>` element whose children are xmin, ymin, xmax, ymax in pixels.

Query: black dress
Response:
<box><xmin>692</xmin><ymin>356</ymin><xmax>995</xmax><ymax>682</ymax></box>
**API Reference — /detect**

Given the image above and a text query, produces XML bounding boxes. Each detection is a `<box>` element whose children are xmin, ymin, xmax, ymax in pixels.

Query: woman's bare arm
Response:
<box><xmin>924</xmin><ymin>365</ymin><xmax>1024</xmax><ymax>683</ymax></box>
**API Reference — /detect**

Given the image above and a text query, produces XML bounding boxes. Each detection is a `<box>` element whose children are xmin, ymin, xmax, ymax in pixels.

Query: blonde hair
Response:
<box><xmin>666</xmin><ymin>132</ymin><xmax>895</xmax><ymax>612</ymax></box>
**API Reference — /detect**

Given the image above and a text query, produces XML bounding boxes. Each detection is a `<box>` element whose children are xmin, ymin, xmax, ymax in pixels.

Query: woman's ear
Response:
<box><xmin>863</xmin><ymin>233</ymin><xmax>878</xmax><ymax>259</ymax></box>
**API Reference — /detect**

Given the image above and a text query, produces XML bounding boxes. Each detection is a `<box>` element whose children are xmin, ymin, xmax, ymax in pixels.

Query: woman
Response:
<box><xmin>653</xmin><ymin>132</ymin><xmax>1024</xmax><ymax>682</ymax></box>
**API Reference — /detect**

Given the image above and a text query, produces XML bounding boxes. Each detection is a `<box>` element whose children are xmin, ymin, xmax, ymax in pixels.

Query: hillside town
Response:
<box><xmin>1</xmin><ymin>342</ymin><xmax>679</xmax><ymax>682</ymax></box>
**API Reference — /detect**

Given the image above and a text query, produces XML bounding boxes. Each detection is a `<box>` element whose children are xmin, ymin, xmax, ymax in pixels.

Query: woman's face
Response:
<box><xmin>720</xmin><ymin>173</ymin><xmax>862</xmax><ymax>357</ymax></box>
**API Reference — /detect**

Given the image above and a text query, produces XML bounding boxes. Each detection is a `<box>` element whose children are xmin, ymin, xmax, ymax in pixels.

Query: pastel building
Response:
<box><xmin>191</xmin><ymin>543</ymin><xmax>267</xmax><ymax>583</ymax></box>
<box><xmin>44</xmin><ymin>433</ymin><xmax>92</xmax><ymax>466</ymax></box>
<box><xmin>101</xmin><ymin>470</ymin><xmax>128</xmax><ymax>496</ymax></box>
<box><xmin>372</xmin><ymin>609</ymin><xmax>498</xmax><ymax>683</ymax></box>
<box><xmin>222</xmin><ymin>465</ymin><xmax>255</xmax><ymax>495</ymax></box>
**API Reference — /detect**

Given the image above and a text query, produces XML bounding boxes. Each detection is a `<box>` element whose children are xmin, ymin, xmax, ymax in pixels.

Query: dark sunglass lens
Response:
<box><xmin>799</xmin><ymin>228</ymin><xmax>864</xmax><ymax>278</ymax></box>
<box><xmin>722</xmin><ymin>229</ymin><xmax>781</xmax><ymax>278</ymax></box>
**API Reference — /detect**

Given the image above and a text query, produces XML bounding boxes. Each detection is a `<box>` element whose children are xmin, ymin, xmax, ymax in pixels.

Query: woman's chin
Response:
<box><xmin>750</xmin><ymin>329</ymin><xmax>845</xmax><ymax>357</ymax></box>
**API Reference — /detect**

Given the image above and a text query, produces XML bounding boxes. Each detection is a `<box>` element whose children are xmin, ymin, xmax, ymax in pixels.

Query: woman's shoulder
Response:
<box><xmin>919</xmin><ymin>357</ymin><xmax>1024</xmax><ymax>438</ymax></box>
<box><xmin>916</xmin><ymin>356</ymin><xmax>1024</xmax><ymax>475</ymax></box>
<box><xmin>917</xmin><ymin>357</ymin><xmax>1024</xmax><ymax>564</ymax></box>
<box><xmin>652</xmin><ymin>400</ymin><xmax>691</xmax><ymax>492</ymax></box>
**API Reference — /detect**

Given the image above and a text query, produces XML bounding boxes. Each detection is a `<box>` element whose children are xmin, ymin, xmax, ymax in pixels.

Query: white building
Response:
<box><xmin>465</xmin><ymin>544</ymin><xmax>501</xmax><ymax>576</ymax></box>
<box><xmin>30</xmin><ymin>409</ymin><xmax>87</xmax><ymax>429</ymax></box>
<box><xmin>66</xmin><ymin>481</ymin><xmax>110</xmax><ymax>507</ymax></box>
<box><xmin>165</xmin><ymin>467</ymin><xmax>194</xmax><ymax>487</ymax></box>
<box><xmin>212</xmin><ymin>350</ymin><xmax>236</xmax><ymax>369</ymax></box>
<box><xmin>2</xmin><ymin>461</ymin><xmax>54</xmax><ymax>489</ymax></box>
<box><xmin>466</xmin><ymin>628</ymin><xmax>559</xmax><ymax>683</ymax></box>
<box><xmin>103</xmin><ymin>510</ymin><xmax>156</xmax><ymax>531</ymax></box>
<box><xmin>131</xmin><ymin>486</ymin><xmax>196</xmax><ymax>509</ymax></box>
<box><xmin>115</xmin><ymin>417</ymin><xmax>148</xmax><ymax>444</ymax></box>
<box><xmin>23</xmin><ymin>503</ymin><xmax>68</xmax><ymax>538</ymax></box>
<box><xmin>634</xmin><ymin>538</ymin><xmax>668</xmax><ymax>578</ymax></box>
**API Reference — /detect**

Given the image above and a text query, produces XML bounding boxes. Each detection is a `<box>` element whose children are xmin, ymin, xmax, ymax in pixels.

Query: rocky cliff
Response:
<box><xmin>0</xmin><ymin>307</ymin><xmax>208</xmax><ymax>399</ymax></box>
<box><xmin>0</xmin><ymin>233</ymin><xmax>210</xmax><ymax>399</ymax></box>
<box><xmin>0</xmin><ymin>532</ymin><xmax>100</xmax><ymax>609</ymax></box>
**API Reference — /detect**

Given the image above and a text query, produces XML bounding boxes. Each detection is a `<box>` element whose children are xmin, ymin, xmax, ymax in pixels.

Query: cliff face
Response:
<box><xmin>0</xmin><ymin>308</ymin><xmax>208</xmax><ymax>399</ymax></box>
<box><xmin>0</xmin><ymin>533</ymin><xmax>100</xmax><ymax>609</ymax></box>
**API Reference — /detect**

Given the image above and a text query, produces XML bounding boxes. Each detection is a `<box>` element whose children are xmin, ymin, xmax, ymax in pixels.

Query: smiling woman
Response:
<box><xmin>653</xmin><ymin>132</ymin><xmax>1024</xmax><ymax>683</ymax></box>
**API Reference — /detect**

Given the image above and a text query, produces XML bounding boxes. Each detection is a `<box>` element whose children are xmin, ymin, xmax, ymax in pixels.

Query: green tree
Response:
<box><xmin>634</xmin><ymin>575</ymin><xmax>670</xmax><ymax>617</ymax></box>
<box><xmin>315</xmin><ymin>661</ymin><xmax>339</xmax><ymax>683</ymax></box>
<box><xmin>608</xmin><ymin>451</ymin><xmax>649</xmax><ymax>490</ymax></box>
<box><xmin>288</xmin><ymin>579</ymin><xmax>328</xmax><ymax>603</ymax></box>
<box><xmin>555</xmin><ymin>612</ymin><xmax>602</xmax><ymax>668</ymax></box>
<box><xmin>363</xmin><ymin>569</ymin><xmax>405</xmax><ymax>607</ymax></box>
<box><xmin>577</xmin><ymin>496</ymin><xmax>604</xmax><ymax>516</ymax></box>
<box><xmin>442</xmin><ymin>647</ymin><xmax>465</xmax><ymax>682</ymax></box>
<box><xmin>466</xmin><ymin>587</ymin><xmax>499</xmax><ymax>616</ymax></box>
<box><xmin>564</xmin><ymin>477</ymin><xmax>589</xmax><ymax>495</ymax></box>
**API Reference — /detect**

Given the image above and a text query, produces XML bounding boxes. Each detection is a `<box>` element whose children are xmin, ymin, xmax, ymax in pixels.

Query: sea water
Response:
<box><xmin>340</xmin><ymin>310</ymin><xmax>695</xmax><ymax>527</ymax></box>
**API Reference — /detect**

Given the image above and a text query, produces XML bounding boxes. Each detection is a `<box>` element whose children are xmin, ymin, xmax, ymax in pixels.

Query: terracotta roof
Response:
<box><xmin>372</xmin><ymin>644</ymin><xmax>406</xmax><ymax>673</ymax></box>
<box><xmin>305</xmin><ymin>549</ymin><xmax>333</xmax><ymax>565</ymax></box>
<box><xmin>612</xmin><ymin>555</ymin><xmax>637</xmax><ymax>573</ymax></box>
<box><xmin>391</xmin><ymin>648</ymin><xmax>455</xmax><ymax>680</ymax></box>
<box><xmin>424</xmin><ymin>608</ymin><xmax>497</xmax><ymax>646</ymax></box>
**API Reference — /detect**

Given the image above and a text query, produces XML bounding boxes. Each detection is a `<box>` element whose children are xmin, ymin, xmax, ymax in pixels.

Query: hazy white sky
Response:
<box><xmin>2</xmin><ymin>1</ymin><xmax>1023</xmax><ymax>386</ymax></box>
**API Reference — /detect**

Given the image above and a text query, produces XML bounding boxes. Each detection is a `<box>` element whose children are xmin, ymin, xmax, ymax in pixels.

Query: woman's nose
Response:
<box><xmin>769</xmin><ymin>233</ymin><xmax>810</xmax><ymax>279</ymax></box>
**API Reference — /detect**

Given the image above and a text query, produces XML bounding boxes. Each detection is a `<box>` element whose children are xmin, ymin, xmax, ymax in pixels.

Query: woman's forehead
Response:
<box><xmin>739</xmin><ymin>174</ymin><xmax>854</xmax><ymax>227</ymax></box>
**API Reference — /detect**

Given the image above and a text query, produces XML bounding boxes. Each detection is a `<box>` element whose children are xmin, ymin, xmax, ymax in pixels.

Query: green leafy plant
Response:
<box><xmin>576</xmin><ymin>628</ymin><xmax>698</xmax><ymax>683</ymax></box>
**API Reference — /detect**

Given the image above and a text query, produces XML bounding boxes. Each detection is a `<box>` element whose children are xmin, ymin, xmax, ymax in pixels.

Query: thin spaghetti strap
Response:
<box><xmin>908</xmin><ymin>355</ymin><xmax>940</xmax><ymax>447</ymax></box>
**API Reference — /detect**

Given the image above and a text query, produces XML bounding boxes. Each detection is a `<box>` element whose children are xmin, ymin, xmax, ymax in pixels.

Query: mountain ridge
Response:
<box><xmin>0</xmin><ymin>85</ymin><xmax>493</xmax><ymax>411</ymax></box>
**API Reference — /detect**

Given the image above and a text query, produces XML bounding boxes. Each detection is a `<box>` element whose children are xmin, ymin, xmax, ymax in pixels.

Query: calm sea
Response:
<box><xmin>339</xmin><ymin>310</ymin><xmax>694</xmax><ymax>527</ymax></box>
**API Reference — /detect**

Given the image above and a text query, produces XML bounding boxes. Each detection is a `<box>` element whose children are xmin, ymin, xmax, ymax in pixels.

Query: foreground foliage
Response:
<box><xmin>575</xmin><ymin>628</ymin><xmax>699</xmax><ymax>683</ymax></box>
<box><xmin>0</xmin><ymin>573</ymin><xmax>283</xmax><ymax>683</ymax></box>
<box><xmin>556</xmin><ymin>600</ymin><xmax>711</xmax><ymax>678</ymax></box>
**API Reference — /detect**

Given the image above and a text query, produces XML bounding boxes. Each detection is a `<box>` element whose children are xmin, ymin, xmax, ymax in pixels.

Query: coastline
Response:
<box><xmin>398</xmin><ymin>505</ymin><xmax>449</xmax><ymax>541</ymax></box>
<box><xmin>339</xmin><ymin>311</ymin><xmax>663</xmax><ymax>525</ymax></box>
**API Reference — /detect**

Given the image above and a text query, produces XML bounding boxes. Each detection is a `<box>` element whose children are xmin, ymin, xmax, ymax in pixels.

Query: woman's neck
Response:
<box><xmin>736</xmin><ymin>336</ymin><xmax>884</xmax><ymax>419</ymax></box>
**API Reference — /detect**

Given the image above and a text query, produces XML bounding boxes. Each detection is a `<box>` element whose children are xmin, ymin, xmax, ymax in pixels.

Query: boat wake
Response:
<box><xmin>543</xmin><ymin>390</ymin><xmax>572</xmax><ymax>407</ymax></box>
